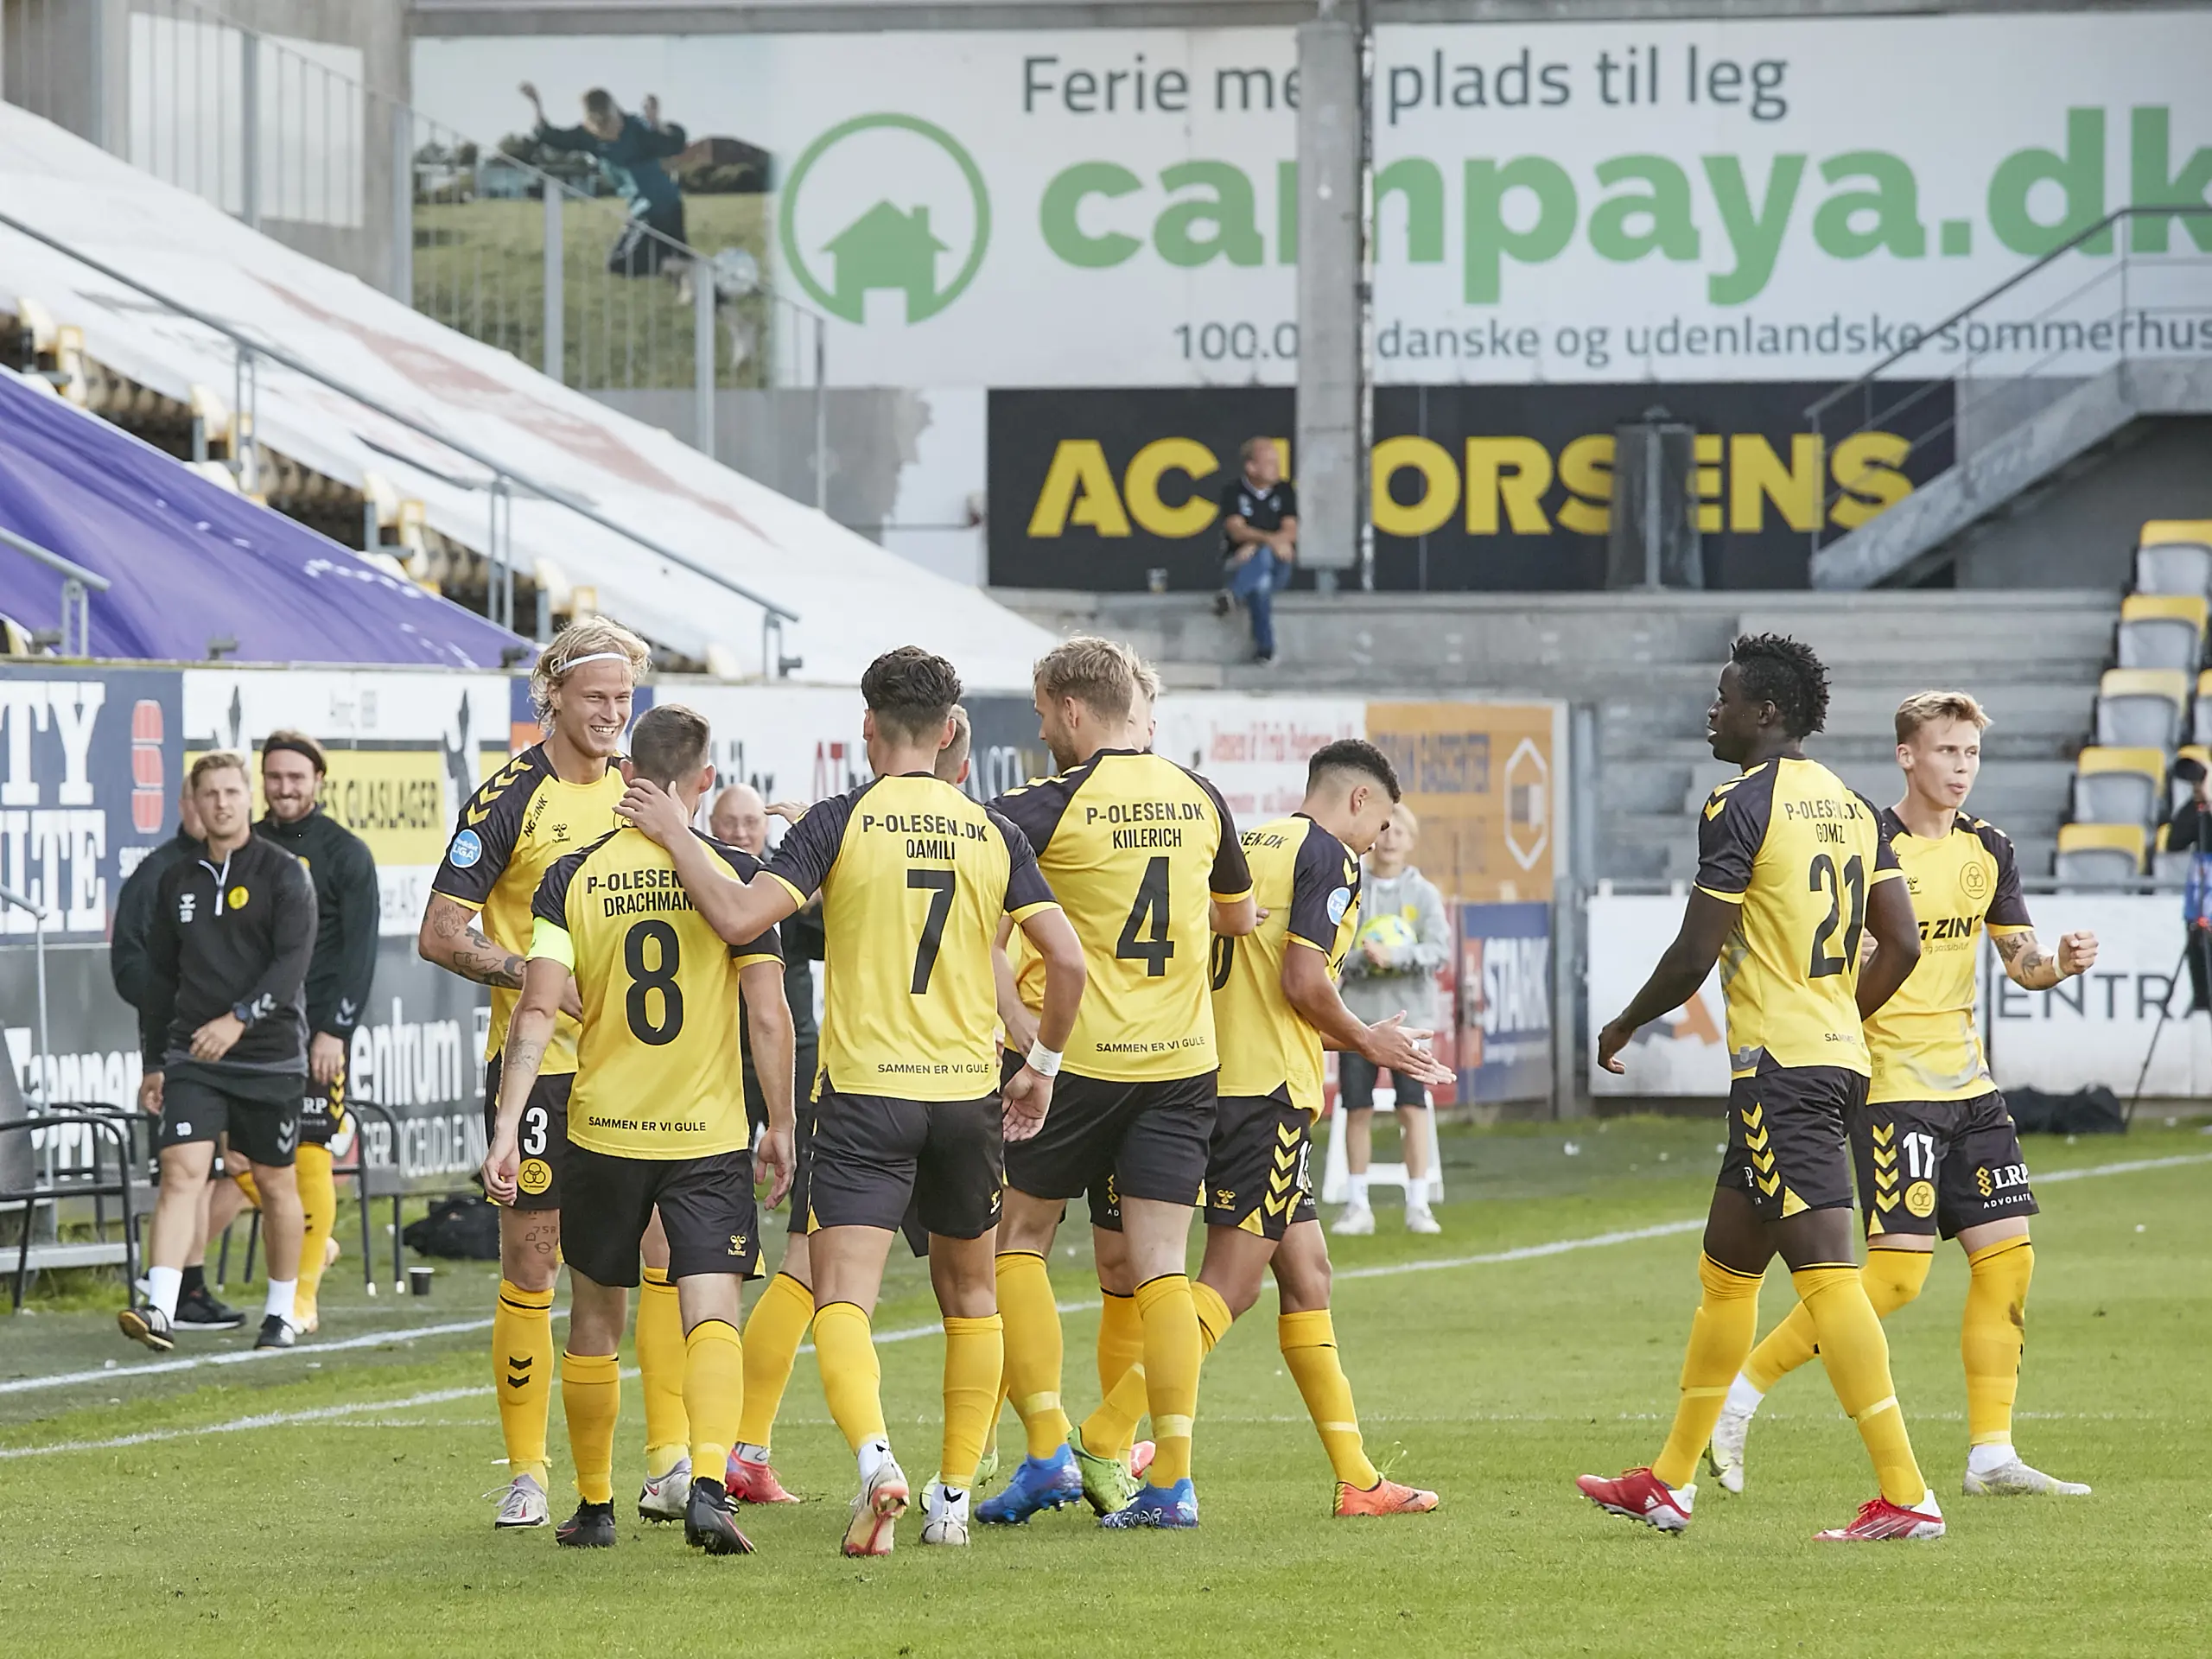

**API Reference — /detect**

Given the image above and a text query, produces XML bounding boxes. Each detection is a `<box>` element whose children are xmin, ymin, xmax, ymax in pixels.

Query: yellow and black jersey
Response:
<box><xmin>1866</xmin><ymin>806</ymin><xmax>2031</xmax><ymax>1105</ymax></box>
<box><xmin>528</xmin><ymin>826</ymin><xmax>781</xmax><ymax>1160</ymax></box>
<box><xmin>764</xmin><ymin>773</ymin><xmax>1058</xmax><ymax>1103</ymax></box>
<box><xmin>1695</xmin><ymin>758</ymin><xmax>1903</xmax><ymax>1079</ymax></box>
<box><xmin>993</xmin><ymin>749</ymin><xmax>1251</xmax><ymax>1083</ymax></box>
<box><xmin>432</xmin><ymin>744</ymin><xmax>627</xmax><ymax>1073</ymax></box>
<box><xmin>1212</xmin><ymin>814</ymin><xmax>1362</xmax><ymax>1117</ymax></box>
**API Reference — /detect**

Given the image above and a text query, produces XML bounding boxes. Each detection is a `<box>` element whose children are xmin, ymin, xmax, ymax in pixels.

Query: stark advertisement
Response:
<box><xmin>412</xmin><ymin>12</ymin><xmax>2212</xmax><ymax>387</ymax></box>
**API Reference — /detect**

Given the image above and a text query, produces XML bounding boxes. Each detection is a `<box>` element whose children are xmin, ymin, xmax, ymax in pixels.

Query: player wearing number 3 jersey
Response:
<box><xmin>1581</xmin><ymin>634</ymin><xmax>1944</xmax><ymax>1544</ymax></box>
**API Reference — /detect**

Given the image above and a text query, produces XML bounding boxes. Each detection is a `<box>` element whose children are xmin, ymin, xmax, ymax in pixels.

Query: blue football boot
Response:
<box><xmin>1099</xmin><ymin>1477</ymin><xmax>1198</xmax><ymax>1530</ymax></box>
<box><xmin>975</xmin><ymin>1444</ymin><xmax>1084</xmax><ymax>1525</ymax></box>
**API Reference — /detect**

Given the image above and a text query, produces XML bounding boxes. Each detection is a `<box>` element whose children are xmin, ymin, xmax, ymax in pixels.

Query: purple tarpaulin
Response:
<box><xmin>0</xmin><ymin>369</ymin><xmax>528</xmax><ymax>667</ymax></box>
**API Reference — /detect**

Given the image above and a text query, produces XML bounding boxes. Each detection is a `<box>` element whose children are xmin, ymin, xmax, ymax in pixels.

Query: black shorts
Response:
<box><xmin>562</xmin><ymin>1141</ymin><xmax>761</xmax><ymax>1288</ymax></box>
<box><xmin>1717</xmin><ymin>1058</ymin><xmax>1864</xmax><ymax>1223</ymax></box>
<box><xmin>482</xmin><ymin>1054</ymin><xmax>574</xmax><ymax>1213</ymax></box>
<box><xmin>1338</xmin><ymin>1052</ymin><xmax>1428</xmax><ymax>1109</ymax></box>
<box><xmin>804</xmin><ymin>1082</ymin><xmax>1002</xmax><ymax>1241</ymax></box>
<box><xmin>608</xmin><ymin>201</ymin><xmax>687</xmax><ymax>276</ymax></box>
<box><xmin>298</xmin><ymin>1067</ymin><xmax>348</xmax><ymax>1150</ymax></box>
<box><xmin>1204</xmin><ymin>1091</ymin><xmax>1318</xmax><ymax>1240</ymax></box>
<box><xmin>1001</xmin><ymin>1057</ymin><xmax>1214</xmax><ymax>1212</ymax></box>
<box><xmin>1855</xmin><ymin>1092</ymin><xmax>2040</xmax><ymax>1241</ymax></box>
<box><xmin>157</xmin><ymin>1071</ymin><xmax>302</xmax><ymax>1167</ymax></box>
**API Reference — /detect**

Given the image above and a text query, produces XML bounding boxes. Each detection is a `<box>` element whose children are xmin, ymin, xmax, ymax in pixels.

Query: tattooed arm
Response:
<box><xmin>418</xmin><ymin>893</ymin><xmax>525</xmax><ymax>988</ymax></box>
<box><xmin>1993</xmin><ymin>928</ymin><xmax>2098</xmax><ymax>991</ymax></box>
<box><xmin>480</xmin><ymin>956</ymin><xmax>569</xmax><ymax>1204</ymax></box>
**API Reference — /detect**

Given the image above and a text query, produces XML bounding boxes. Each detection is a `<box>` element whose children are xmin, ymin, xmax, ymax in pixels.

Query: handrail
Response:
<box><xmin>1806</xmin><ymin>203</ymin><xmax>2212</xmax><ymax>429</ymax></box>
<box><xmin>0</xmin><ymin>208</ymin><xmax>801</xmax><ymax>632</ymax></box>
<box><xmin>0</xmin><ymin>525</ymin><xmax>111</xmax><ymax>589</ymax></box>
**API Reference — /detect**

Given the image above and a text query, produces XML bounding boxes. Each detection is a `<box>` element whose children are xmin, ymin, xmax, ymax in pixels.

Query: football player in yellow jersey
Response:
<box><xmin>1082</xmin><ymin>738</ymin><xmax>1451</xmax><ymax>1517</ymax></box>
<box><xmin>615</xmin><ymin>647</ymin><xmax>1087</xmax><ymax>1557</ymax></box>
<box><xmin>982</xmin><ymin>638</ymin><xmax>1257</xmax><ymax>1531</ymax></box>
<box><xmin>1712</xmin><ymin>691</ymin><xmax>2097</xmax><ymax>1498</ymax></box>
<box><xmin>482</xmin><ymin>703</ymin><xmax>795</xmax><ymax>1554</ymax></box>
<box><xmin>1578</xmin><ymin>634</ymin><xmax>1945</xmax><ymax>1542</ymax></box>
<box><xmin>420</xmin><ymin>620</ymin><xmax>692</xmax><ymax>1529</ymax></box>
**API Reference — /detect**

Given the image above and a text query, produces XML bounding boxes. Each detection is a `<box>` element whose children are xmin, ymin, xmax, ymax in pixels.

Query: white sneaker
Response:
<box><xmin>639</xmin><ymin>1456</ymin><xmax>692</xmax><ymax>1520</ymax></box>
<box><xmin>1707</xmin><ymin>1402</ymin><xmax>1753</xmax><ymax>1494</ymax></box>
<box><xmin>1403</xmin><ymin>1203</ymin><xmax>1441</xmax><ymax>1236</ymax></box>
<box><xmin>1963</xmin><ymin>1456</ymin><xmax>2091</xmax><ymax>1497</ymax></box>
<box><xmin>1332</xmin><ymin>1203</ymin><xmax>1375</xmax><ymax>1236</ymax></box>
<box><xmin>842</xmin><ymin>1455</ymin><xmax>909</xmax><ymax>1557</ymax></box>
<box><xmin>920</xmin><ymin>1478</ymin><xmax>971</xmax><ymax>1546</ymax></box>
<box><xmin>490</xmin><ymin>1471</ymin><xmax>550</xmax><ymax>1529</ymax></box>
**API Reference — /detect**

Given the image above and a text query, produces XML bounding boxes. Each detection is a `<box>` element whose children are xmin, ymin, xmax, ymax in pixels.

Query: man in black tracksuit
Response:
<box><xmin>122</xmin><ymin>753</ymin><xmax>317</xmax><ymax>1353</ymax></box>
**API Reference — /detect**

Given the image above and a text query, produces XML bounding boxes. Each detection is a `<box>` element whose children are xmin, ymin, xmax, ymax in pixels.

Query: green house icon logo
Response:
<box><xmin>780</xmin><ymin>114</ymin><xmax>990</xmax><ymax>325</ymax></box>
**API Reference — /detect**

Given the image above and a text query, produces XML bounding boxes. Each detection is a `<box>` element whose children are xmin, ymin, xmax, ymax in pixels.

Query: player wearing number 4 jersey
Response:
<box><xmin>618</xmin><ymin>648</ymin><xmax>1087</xmax><ymax>1557</ymax></box>
<box><xmin>983</xmin><ymin>638</ymin><xmax>1256</xmax><ymax>1532</ymax></box>
<box><xmin>1581</xmin><ymin>634</ymin><xmax>1945</xmax><ymax>1543</ymax></box>
<box><xmin>1710</xmin><ymin>691</ymin><xmax>2096</xmax><ymax>1501</ymax></box>
<box><xmin>485</xmin><ymin>704</ymin><xmax>796</xmax><ymax>1555</ymax></box>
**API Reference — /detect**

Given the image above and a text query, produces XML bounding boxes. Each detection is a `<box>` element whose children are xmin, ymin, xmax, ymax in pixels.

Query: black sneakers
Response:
<box><xmin>254</xmin><ymin>1313</ymin><xmax>296</xmax><ymax>1350</ymax></box>
<box><xmin>556</xmin><ymin>1501</ymin><xmax>618</xmax><ymax>1548</ymax></box>
<box><xmin>118</xmin><ymin>1303</ymin><xmax>175</xmax><ymax>1352</ymax></box>
<box><xmin>684</xmin><ymin>1477</ymin><xmax>757</xmax><ymax>1556</ymax></box>
<box><xmin>175</xmin><ymin>1284</ymin><xmax>245</xmax><ymax>1332</ymax></box>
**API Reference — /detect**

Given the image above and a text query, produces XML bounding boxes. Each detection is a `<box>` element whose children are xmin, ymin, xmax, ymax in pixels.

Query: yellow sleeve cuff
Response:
<box><xmin>429</xmin><ymin>887</ymin><xmax>486</xmax><ymax>913</ymax></box>
<box><xmin>1210</xmin><ymin>886</ymin><xmax>1255</xmax><ymax>905</ymax></box>
<box><xmin>766</xmin><ymin>873</ymin><xmax>812</xmax><ymax>910</ymax></box>
<box><xmin>1693</xmin><ymin>883</ymin><xmax>1745</xmax><ymax>905</ymax></box>
<box><xmin>1869</xmin><ymin>866</ymin><xmax>1904</xmax><ymax>886</ymax></box>
<box><xmin>732</xmin><ymin>951</ymin><xmax>780</xmax><ymax>969</ymax></box>
<box><xmin>528</xmin><ymin>915</ymin><xmax>575</xmax><ymax>970</ymax></box>
<box><xmin>1286</xmin><ymin>933</ymin><xmax>1329</xmax><ymax>953</ymax></box>
<box><xmin>1985</xmin><ymin>923</ymin><xmax>2033</xmax><ymax>937</ymax></box>
<box><xmin>1007</xmin><ymin>899</ymin><xmax>1060</xmax><ymax>925</ymax></box>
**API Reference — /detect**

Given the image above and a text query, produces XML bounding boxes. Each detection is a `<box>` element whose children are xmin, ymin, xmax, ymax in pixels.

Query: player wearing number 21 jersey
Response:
<box><xmin>1582</xmin><ymin>633</ymin><xmax>1942</xmax><ymax>1544</ymax></box>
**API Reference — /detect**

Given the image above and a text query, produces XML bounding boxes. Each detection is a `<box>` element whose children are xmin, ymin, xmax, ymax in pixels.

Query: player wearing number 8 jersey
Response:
<box><xmin>1712</xmin><ymin>691</ymin><xmax>2096</xmax><ymax>1500</ymax></box>
<box><xmin>614</xmin><ymin>648</ymin><xmax>1087</xmax><ymax>1558</ymax></box>
<box><xmin>1580</xmin><ymin>634</ymin><xmax>1944</xmax><ymax>1543</ymax></box>
<box><xmin>982</xmin><ymin>639</ymin><xmax>1255</xmax><ymax>1532</ymax></box>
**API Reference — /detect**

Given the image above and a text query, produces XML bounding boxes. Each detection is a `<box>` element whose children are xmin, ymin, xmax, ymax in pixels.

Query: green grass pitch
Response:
<box><xmin>4</xmin><ymin>1118</ymin><xmax>2207</xmax><ymax>1657</ymax></box>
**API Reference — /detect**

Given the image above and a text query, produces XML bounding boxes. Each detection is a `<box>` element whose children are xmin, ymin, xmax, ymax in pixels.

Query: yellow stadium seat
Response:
<box><xmin>2056</xmin><ymin>822</ymin><xmax>2145</xmax><ymax>885</ymax></box>
<box><xmin>2142</xmin><ymin>520</ymin><xmax>2212</xmax><ymax>549</ymax></box>
<box><xmin>2072</xmin><ymin>747</ymin><xmax>2164</xmax><ymax>829</ymax></box>
<box><xmin>2118</xmin><ymin>594</ymin><xmax>2208</xmax><ymax>671</ymax></box>
<box><xmin>2095</xmin><ymin>668</ymin><xmax>2190</xmax><ymax>748</ymax></box>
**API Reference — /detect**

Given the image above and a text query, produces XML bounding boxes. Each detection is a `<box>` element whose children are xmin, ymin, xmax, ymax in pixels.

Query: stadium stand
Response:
<box><xmin>2056</xmin><ymin>821</ymin><xmax>2147</xmax><ymax>885</ymax></box>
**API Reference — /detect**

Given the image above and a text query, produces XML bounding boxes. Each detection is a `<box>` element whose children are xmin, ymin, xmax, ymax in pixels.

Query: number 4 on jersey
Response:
<box><xmin>1117</xmin><ymin>855</ymin><xmax>1173</xmax><ymax>976</ymax></box>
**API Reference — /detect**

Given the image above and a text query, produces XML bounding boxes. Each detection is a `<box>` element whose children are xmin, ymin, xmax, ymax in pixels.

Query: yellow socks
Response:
<box><xmin>1794</xmin><ymin>1263</ymin><xmax>1927</xmax><ymax>1506</ymax></box>
<box><xmin>1096</xmin><ymin>1291</ymin><xmax>1145</xmax><ymax>1456</ymax></box>
<box><xmin>995</xmin><ymin>1251</ymin><xmax>1071</xmax><ymax>1458</ymax></box>
<box><xmin>683</xmin><ymin>1319</ymin><xmax>744</xmax><ymax>1484</ymax></box>
<box><xmin>1652</xmin><ymin>1255</ymin><xmax>1763</xmax><ymax>1489</ymax></box>
<box><xmin>291</xmin><ymin>1143</ymin><xmax>335</xmax><ymax>1325</ymax></box>
<box><xmin>1082</xmin><ymin>1274</ymin><xmax>1232</xmax><ymax>1455</ymax></box>
<box><xmin>812</xmin><ymin>1300</ymin><xmax>887</xmax><ymax>1452</ymax></box>
<box><xmin>1278</xmin><ymin>1309</ymin><xmax>1380</xmax><ymax>1490</ymax></box>
<box><xmin>1135</xmin><ymin>1273</ymin><xmax>1201</xmax><ymax>1487</ymax></box>
<box><xmin>561</xmin><ymin>1351</ymin><xmax>621</xmax><ymax>1504</ymax></box>
<box><xmin>1192</xmin><ymin>1281</ymin><xmax>1233</xmax><ymax>1354</ymax></box>
<box><xmin>941</xmin><ymin>1313</ymin><xmax>1005</xmax><ymax>1490</ymax></box>
<box><xmin>493</xmin><ymin>1279</ymin><xmax>556</xmax><ymax>1491</ymax></box>
<box><xmin>637</xmin><ymin>1267</ymin><xmax>690</xmax><ymax>1478</ymax></box>
<box><xmin>1744</xmin><ymin>1246</ymin><xmax>1931</xmax><ymax>1392</ymax></box>
<box><xmin>1962</xmin><ymin>1238</ymin><xmax>2033</xmax><ymax>1449</ymax></box>
<box><xmin>736</xmin><ymin>1271</ymin><xmax>814</xmax><ymax>1451</ymax></box>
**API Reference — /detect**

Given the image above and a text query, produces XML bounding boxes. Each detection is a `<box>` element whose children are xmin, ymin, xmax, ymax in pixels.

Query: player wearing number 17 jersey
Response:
<box><xmin>982</xmin><ymin>638</ymin><xmax>1255</xmax><ymax>1532</ymax></box>
<box><xmin>1580</xmin><ymin>634</ymin><xmax>1943</xmax><ymax>1543</ymax></box>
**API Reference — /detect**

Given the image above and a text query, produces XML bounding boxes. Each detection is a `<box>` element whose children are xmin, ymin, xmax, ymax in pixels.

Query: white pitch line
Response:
<box><xmin>0</xmin><ymin>1384</ymin><xmax>483</xmax><ymax>1459</ymax></box>
<box><xmin>2033</xmin><ymin>1151</ymin><xmax>2212</xmax><ymax>1184</ymax></box>
<box><xmin>0</xmin><ymin>1314</ymin><xmax>527</xmax><ymax>1397</ymax></box>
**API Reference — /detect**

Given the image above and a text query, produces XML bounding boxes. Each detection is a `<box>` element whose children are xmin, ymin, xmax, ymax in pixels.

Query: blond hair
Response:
<box><xmin>1894</xmin><ymin>690</ymin><xmax>1992</xmax><ymax>746</ymax></box>
<box><xmin>189</xmin><ymin>750</ymin><xmax>250</xmax><ymax>791</ymax></box>
<box><xmin>936</xmin><ymin>704</ymin><xmax>973</xmax><ymax>785</ymax></box>
<box><xmin>1122</xmin><ymin>645</ymin><xmax>1162</xmax><ymax>705</ymax></box>
<box><xmin>529</xmin><ymin>617</ymin><xmax>650</xmax><ymax>721</ymax></box>
<box><xmin>1034</xmin><ymin>635</ymin><xmax>1135</xmax><ymax>725</ymax></box>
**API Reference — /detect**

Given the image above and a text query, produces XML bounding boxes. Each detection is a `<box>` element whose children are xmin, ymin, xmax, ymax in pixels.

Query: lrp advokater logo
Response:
<box><xmin>779</xmin><ymin>113</ymin><xmax>990</xmax><ymax>325</ymax></box>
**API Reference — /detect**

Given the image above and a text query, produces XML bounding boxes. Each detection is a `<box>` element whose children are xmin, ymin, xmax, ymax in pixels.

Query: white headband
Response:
<box><xmin>553</xmin><ymin>652</ymin><xmax>632</xmax><ymax>674</ymax></box>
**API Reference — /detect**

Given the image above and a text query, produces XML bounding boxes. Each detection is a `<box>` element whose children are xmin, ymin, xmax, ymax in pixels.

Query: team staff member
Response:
<box><xmin>1711</xmin><ymin>691</ymin><xmax>2096</xmax><ymax>1498</ymax></box>
<box><xmin>421</xmin><ymin>618</ymin><xmax>692</xmax><ymax>1532</ymax></box>
<box><xmin>618</xmin><ymin>647</ymin><xmax>1087</xmax><ymax>1557</ymax></box>
<box><xmin>1580</xmin><ymin>635</ymin><xmax>1940</xmax><ymax>1542</ymax></box>
<box><xmin>251</xmin><ymin>730</ymin><xmax>377</xmax><ymax>1332</ymax></box>
<box><xmin>1213</xmin><ymin>437</ymin><xmax>1297</xmax><ymax>664</ymax></box>
<box><xmin>983</xmin><ymin>637</ymin><xmax>1256</xmax><ymax>1530</ymax></box>
<box><xmin>485</xmin><ymin>704</ymin><xmax>795</xmax><ymax>1554</ymax></box>
<box><xmin>1080</xmin><ymin>740</ymin><xmax>1447</xmax><ymax>1520</ymax></box>
<box><xmin>121</xmin><ymin>753</ymin><xmax>316</xmax><ymax>1353</ymax></box>
<box><xmin>111</xmin><ymin>787</ymin><xmax>240</xmax><ymax>1332</ymax></box>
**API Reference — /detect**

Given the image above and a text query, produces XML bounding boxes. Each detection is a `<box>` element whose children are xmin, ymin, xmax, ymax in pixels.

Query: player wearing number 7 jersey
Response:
<box><xmin>1579</xmin><ymin>634</ymin><xmax>1944</xmax><ymax>1543</ymax></box>
<box><xmin>982</xmin><ymin>638</ymin><xmax>1256</xmax><ymax>1532</ymax></box>
<box><xmin>615</xmin><ymin>647</ymin><xmax>1087</xmax><ymax>1558</ymax></box>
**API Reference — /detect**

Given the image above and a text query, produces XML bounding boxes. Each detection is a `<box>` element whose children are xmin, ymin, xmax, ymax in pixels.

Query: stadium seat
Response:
<box><xmin>2070</xmin><ymin>747</ymin><xmax>2164</xmax><ymax>828</ymax></box>
<box><xmin>2094</xmin><ymin>668</ymin><xmax>2190</xmax><ymax>749</ymax></box>
<box><xmin>2116</xmin><ymin>593</ymin><xmax>2208</xmax><ymax>672</ymax></box>
<box><xmin>2055</xmin><ymin>822</ymin><xmax>2145</xmax><ymax>885</ymax></box>
<box><xmin>2136</xmin><ymin>522</ymin><xmax>2212</xmax><ymax>599</ymax></box>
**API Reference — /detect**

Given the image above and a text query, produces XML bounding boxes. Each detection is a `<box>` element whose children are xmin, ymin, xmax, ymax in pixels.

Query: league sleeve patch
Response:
<box><xmin>448</xmin><ymin>828</ymin><xmax>484</xmax><ymax>869</ymax></box>
<box><xmin>1326</xmin><ymin>885</ymin><xmax>1353</xmax><ymax>925</ymax></box>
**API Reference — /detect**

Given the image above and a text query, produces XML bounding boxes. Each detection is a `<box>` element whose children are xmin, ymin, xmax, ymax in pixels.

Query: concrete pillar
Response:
<box><xmin>1294</xmin><ymin>5</ymin><xmax>1367</xmax><ymax>582</ymax></box>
